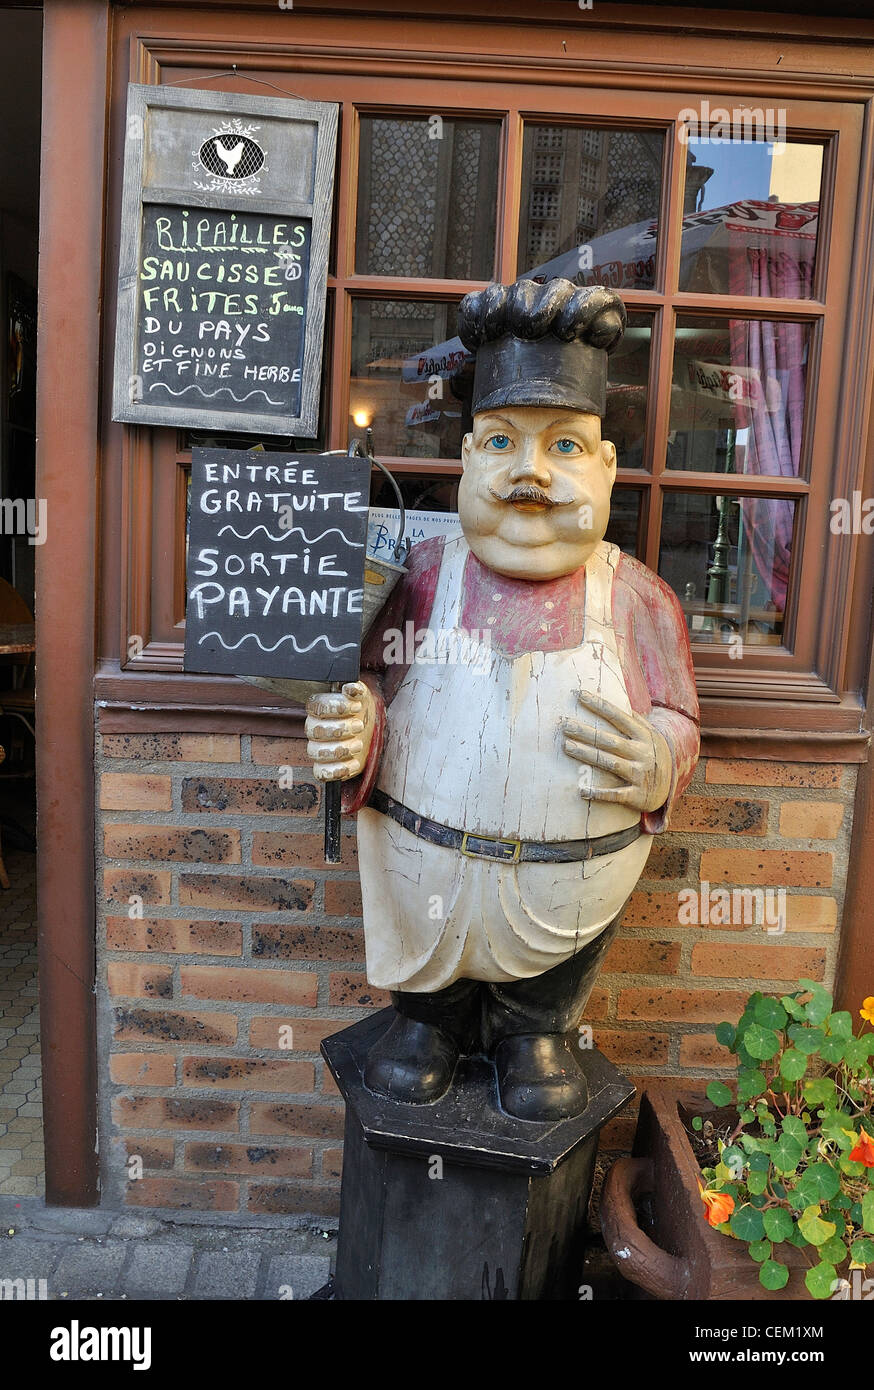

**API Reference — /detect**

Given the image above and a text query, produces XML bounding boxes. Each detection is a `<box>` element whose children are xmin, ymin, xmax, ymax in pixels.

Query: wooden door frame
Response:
<box><xmin>36</xmin><ymin>0</ymin><xmax>109</xmax><ymax>1205</ymax></box>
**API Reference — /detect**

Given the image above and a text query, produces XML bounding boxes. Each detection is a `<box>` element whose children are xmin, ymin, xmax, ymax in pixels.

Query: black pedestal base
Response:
<box><xmin>321</xmin><ymin>1008</ymin><xmax>635</xmax><ymax>1301</ymax></box>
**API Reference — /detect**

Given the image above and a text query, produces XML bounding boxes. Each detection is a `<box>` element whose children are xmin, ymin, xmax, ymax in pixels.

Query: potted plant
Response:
<box><xmin>601</xmin><ymin>981</ymin><xmax>874</xmax><ymax>1300</ymax></box>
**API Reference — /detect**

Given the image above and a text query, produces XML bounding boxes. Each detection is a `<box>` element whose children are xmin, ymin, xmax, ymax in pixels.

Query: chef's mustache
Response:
<box><xmin>489</xmin><ymin>485</ymin><xmax>574</xmax><ymax>507</ymax></box>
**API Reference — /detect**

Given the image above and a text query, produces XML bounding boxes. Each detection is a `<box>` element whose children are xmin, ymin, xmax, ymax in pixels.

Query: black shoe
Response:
<box><xmin>494</xmin><ymin>1034</ymin><xmax>588</xmax><ymax>1121</ymax></box>
<box><xmin>363</xmin><ymin>1014</ymin><xmax>459</xmax><ymax>1104</ymax></box>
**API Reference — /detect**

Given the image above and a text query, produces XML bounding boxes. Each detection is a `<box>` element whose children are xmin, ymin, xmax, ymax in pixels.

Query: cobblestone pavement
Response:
<box><xmin>0</xmin><ymin>849</ymin><xmax>42</xmax><ymax>1198</ymax></box>
<box><xmin>0</xmin><ymin>1195</ymin><xmax>336</xmax><ymax>1300</ymax></box>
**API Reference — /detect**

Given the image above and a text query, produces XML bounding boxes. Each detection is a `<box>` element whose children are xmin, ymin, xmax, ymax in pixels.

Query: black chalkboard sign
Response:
<box><xmin>184</xmin><ymin>449</ymin><xmax>372</xmax><ymax>682</ymax></box>
<box><xmin>113</xmin><ymin>85</ymin><xmax>337</xmax><ymax>437</ymax></box>
<box><xmin>134</xmin><ymin>205</ymin><xmax>312</xmax><ymax>420</ymax></box>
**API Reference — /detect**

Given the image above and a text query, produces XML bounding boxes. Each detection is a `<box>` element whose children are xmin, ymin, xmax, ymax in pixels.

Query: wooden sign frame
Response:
<box><xmin>112</xmin><ymin>83</ymin><xmax>338</xmax><ymax>437</ymax></box>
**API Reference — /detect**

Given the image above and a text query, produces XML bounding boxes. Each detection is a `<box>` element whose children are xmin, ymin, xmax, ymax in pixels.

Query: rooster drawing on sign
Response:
<box><xmin>213</xmin><ymin>138</ymin><xmax>245</xmax><ymax>177</ymax></box>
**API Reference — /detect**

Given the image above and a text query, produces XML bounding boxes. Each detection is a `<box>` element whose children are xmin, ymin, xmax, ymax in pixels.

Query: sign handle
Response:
<box><xmin>324</xmin><ymin>777</ymin><xmax>342</xmax><ymax>864</ymax></box>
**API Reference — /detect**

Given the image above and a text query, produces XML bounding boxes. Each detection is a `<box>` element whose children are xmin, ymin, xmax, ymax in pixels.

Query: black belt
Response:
<box><xmin>368</xmin><ymin>788</ymin><xmax>642</xmax><ymax>864</ymax></box>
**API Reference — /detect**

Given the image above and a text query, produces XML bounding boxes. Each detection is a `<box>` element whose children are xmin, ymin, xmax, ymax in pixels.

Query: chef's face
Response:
<box><xmin>458</xmin><ymin>405</ymin><xmax>617</xmax><ymax>580</ymax></box>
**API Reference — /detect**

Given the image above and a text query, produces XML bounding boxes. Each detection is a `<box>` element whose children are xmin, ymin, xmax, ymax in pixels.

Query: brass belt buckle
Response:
<box><xmin>460</xmin><ymin>832</ymin><xmax>522</xmax><ymax>863</ymax></box>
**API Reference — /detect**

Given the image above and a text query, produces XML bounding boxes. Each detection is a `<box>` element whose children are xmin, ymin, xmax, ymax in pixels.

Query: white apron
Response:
<box><xmin>357</xmin><ymin>537</ymin><xmax>653</xmax><ymax>991</ymax></box>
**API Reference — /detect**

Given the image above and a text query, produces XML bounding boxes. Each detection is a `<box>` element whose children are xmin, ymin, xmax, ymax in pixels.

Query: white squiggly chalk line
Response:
<box><xmin>217</xmin><ymin>524</ymin><xmax>364</xmax><ymax>546</ymax></box>
<box><xmin>198</xmin><ymin>631</ymin><xmax>357</xmax><ymax>653</ymax></box>
<box><xmin>149</xmin><ymin>382</ymin><xmax>284</xmax><ymax>406</ymax></box>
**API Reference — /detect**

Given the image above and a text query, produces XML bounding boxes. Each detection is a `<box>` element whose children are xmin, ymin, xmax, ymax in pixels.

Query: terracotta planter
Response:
<box><xmin>600</xmin><ymin>1084</ymin><xmax>810</xmax><ymax>1300</ymax></box>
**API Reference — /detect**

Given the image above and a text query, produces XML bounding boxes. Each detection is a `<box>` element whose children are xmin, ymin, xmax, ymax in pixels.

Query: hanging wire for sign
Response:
<box><xmin>165</xmin><ymin>64</ymin><xmax>308</xmax><ymax>102</ymax></box>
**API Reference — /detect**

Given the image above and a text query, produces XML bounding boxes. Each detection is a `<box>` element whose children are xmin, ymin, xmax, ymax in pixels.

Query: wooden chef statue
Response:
<box><xmin>307</xmin><ymin>278</ymin><xmax>699</xmax><ymax>1122</ymax></box>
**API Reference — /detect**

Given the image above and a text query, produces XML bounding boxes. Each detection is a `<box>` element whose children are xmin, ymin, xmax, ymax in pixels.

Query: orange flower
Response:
<box><xmin>698</xmin><ymin>1181</ymin><xmax>735</xmax><ymax>1227</ymax></box>
<box><xmin>849</xmin><ymin>1129</ymin><xmax>874</xmax><ymax>1168</ymax></box>
<box><xmin>861</xmin><ymin>997</ymin><xmax>874</xmax><ymax>1025</ymax></box>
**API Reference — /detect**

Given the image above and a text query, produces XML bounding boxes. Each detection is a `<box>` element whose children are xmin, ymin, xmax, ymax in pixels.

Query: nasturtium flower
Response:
<box><xmin>698</xmin><ymin>1180</ymin><xmax>735</xmax><ymax>1227</ymax></box>
<box><xmin>848</xmin><ymin>1130</ymin><xmax>874</xmax><ymax>1168</ymax></box>
<box><xmin>860</xmin><ymin>997</ymin><xmax>874</xmax><ymax>1024</ymax></box>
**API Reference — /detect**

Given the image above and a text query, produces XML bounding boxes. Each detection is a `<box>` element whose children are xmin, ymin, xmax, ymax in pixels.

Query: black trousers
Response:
<box><xmin>389</xmin><ymin>908</ymin><xmax>623</xmax><ymax>1054</ymax></box>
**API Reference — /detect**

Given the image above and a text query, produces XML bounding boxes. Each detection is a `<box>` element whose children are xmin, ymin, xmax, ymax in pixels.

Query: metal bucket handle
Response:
<box><xmin>325</xmin><ymin>438</ymin><xmax>409</xmax><ymax>564</ymax></box>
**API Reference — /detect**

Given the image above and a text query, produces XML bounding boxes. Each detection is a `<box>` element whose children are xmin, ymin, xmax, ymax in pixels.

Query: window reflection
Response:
<box><xmin>605</xmin><ymin>313</ymin><xmax>651</xmax><ymax>470</ymax></box>
<box><xmin>659</xmin><ymin>491</ymin><xmax>795</xmax><ymax>646</ymax></box>
<box><xmin>680</xmin><ymin>137</ymin><xmax>822</xmax><ymax>297</ymax></box>
<box><xmin>668</xmin><ymin>314</ymin><xmax>810</xmax><ymax>478</ymax></box>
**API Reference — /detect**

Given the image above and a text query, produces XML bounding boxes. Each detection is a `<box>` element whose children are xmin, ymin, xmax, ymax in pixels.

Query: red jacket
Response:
<box><xmin>342</xmin><ymin>536</ymin><xmax>700</xmax><ymax>833</ymax></box>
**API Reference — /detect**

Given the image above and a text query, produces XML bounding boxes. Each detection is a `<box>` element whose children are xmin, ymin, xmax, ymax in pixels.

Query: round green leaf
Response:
<box><xmin>748</xmin><ymin>1238</ymin><xmax>772</xmax><ymax>1263</ymax></box>
<box><xmin>781</xmin><ymin>1116</ymin><xmax>808</xmax><ymax>1144</ymax></box>
<box><xmin>797</xmin><ymin>1162</ymin><xmax>841</xmax><ymax>1204</ymax></box>
<box><xmin>819</xmin><ymin>1035</ymin><xmax>846</xmax><ymax>1066</ymax></box>
<box><xmin>691</xmin><ymin>1115</ymin><xmax>703</xmax><ymax>1132</ymax></box>
<box><xmin>801</xmin><ymin>983</ymin><xmax>834</xmax><ymax>1026</ymax></box>
<box><xmin>772</xmin><ymin>1133</ymin><xmax>803</xmax><ymax>1174</ymax></box>
<box><xmin>745</xmin><ymin>1024</ymin><xmax>781</xmax><ymax>1060</ymax></box>
<box><xmin>850</xmin><ymin>1237</ymin><xmax>874</xmax><ymax>1265</ymax></box>
<box><xmin>797</xmin><ymin>1205</ymin><xmax>837</xmax><ymax>1246</ymax></box>
<box><xmin>779</xmin><ymin>1049</ymin><xmax>807</xmax><ymax>1082</ymax></box>
<box><xmin>819</xmin><ymin>1234</ymin><xmax>849</xmax><ymax>1265</ymax></box>
<box><xmin>763</xmin><ymin>1207</ymin><xmax>795</xmax><ymax>1242</ymax></box>
<box><xmin>737</xmin><ymin>1068</ymin><xmax>767</xmax><ymax>1102</ymax></box>
<box><xmin>747</xmin><ymin>1170</ymin><xmax>769</xmax><ymax>1196</ymax></box>
<box><xmin>803</xmin><ymin>1077</ymin><xmax>836</xmax><ymax>1106</ymax></box>
<box><xmin>804</xmin><ymin>1261</ymin><xmax>838</xmax><ymax>1300</ymax></box>
<box><xmin>828</xmin><ymin>1010</ymin><xmax>853</xmax><ymax>1039</ymax></box>
<box><xmin>781</xmin><ymin>995</ymin><xmax>807</xmax><ymax>1021</ymax></box>
<box><xmin>843</xmin><ymin>1038</ymin><xmax>870</xmax><ymax>1071</ymax></box>
<box><xmin>730</xmin><ymin>1204</ymin><xmax>765</xmax><ymax>1241</ymax></box>
<box><xmin>760</xmin><ymin>1259</ymin><xmax>790</xmax><ymax>1290</ymax></box>
<box><xmin>706</xmin><ymin>1080</ymin><xmax>733</xmax><ymax>1107</ymax></box>
<box><xmin>715</xmin><ymin>1021</ymin><xmax>736</xmax><ymax>1050</ymax></box>
<box><xmin>861</xmin><ymin>1190</ymin><xmax>874</xmax><ymax>1233</ymax></box>
<box><xmin>788</xmin><ymin>1024</ymin><xmax>824</xmax><ymax>1055</ymax></box>
<box><xmin>754</xmin><ymin>997</ymin><xmax>788</xmax><ymax>1031</ymax></box>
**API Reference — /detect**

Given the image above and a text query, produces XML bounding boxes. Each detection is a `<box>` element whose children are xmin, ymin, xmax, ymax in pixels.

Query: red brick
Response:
<box><xmin>700</xmin><ymin>849</ymin><xmax>832</xmax><ymax>888</ymax></box>
<box><xmin>100</xmin><ymin>773</ymin><xmax>172</xmax><ymax>811</ymax></box>
<box><xmin>782</xmin><ymin>896</ymin><xmax>838</xmax><ymax>933</ymax></box>
<box><xmin>622</xmin><ymin>892</ymin><xmax>686</xmax><ymax>927</ymax></box>
<box><xmin>679</xmin><ymin>1033</ymin><xmax>731</xmax><ymax>1068</ymax></box>
<box><xmin>178</xmin><ymin>874</ymin><xmax>313</xmax><ymax>913</ymax></box>
<box><xmin>104</xmin><ymin>869</ymin><xmax>171</xmax><ymax>907</ymax></box>
<box><xmin>321</xmin><ymin>1148</ymin><xmax>343</xmax><ymax>1179</ymax></box>
<box><xmin>106</xmin><ymin>918</ymin><xmax>242</xmax><ymax>956</ymax></box>
<box><xmin>248</xmin><ymin>1017</ymin><xmax>337</xmax><ymax>1052</ymax></box>
<box><xmin>593</xmin><ymin>1029</ymin><xmax>670</xmax><ymax>1064</ymax></box>
<box><xmin>113</xmin><ymin>1096</ymin><xmax>239</xmax><ymax>1131</ymax></box>
<box><xmin>691</xmin><ymin>943</ymin><xmax>825</xmax><ymax>982</ymax></box>
<box><xmin>181</xmin><ymin>966</ymin><xmax>317</xmax><ymax>1007</ymax></box>
<box><xmin>669</xmin><ymin>795</ymin><xmax>767</xmax><ymax>834</ymax></box>
<box><xmin>639</xmin><ymin>844</ymin><xmax>690</xmax><ymax>880</ymax></box>
<box><xmin>585</xmin><ymin>987</ymin><xmax>609</xmax><ymax>1021</ymax></box>
<box><xmin>328</xmin><ymin>973</ymin><xmax>390</xmax><ymax>1008</ymax></box>
<box><xmin>113</xmin><ymin>1007</ymin><xmax>237</xmax><ymax>1046</ymax></box>
<box><xmin>105</xmin><ymin>824</ymin><xmax>241</xmax><ymax>863</ymax></box>
<box><xmin>110</xmin><ymin>1053</ymin><xmax>176</xmax><ymax>1087</ymax></box>
<box><xmin>107</xmin><ymin>963</ymin><xmax>173</xmax><ymax>999</ymax></box>
<box><xmin>185</xmin><ymin>1142</ymin><xmax>312</xmax><ymax>1177</ymax></box>
<box><xmin>253</xmin><ymin>831</ymin><xmax>357</xmax><ymax>869</ymax></box>
<box><xmin>181</xmin><ymin>1057</ymin><xmax>314</xmax><ymax>1092</ymax></box>
<box><xmin>778</xmin><ymin>801</ymin><xmax>844</xmax><ymax>839</ymax></box>
<box><xmin>617</xmin><ymin>988</ymin><xmax>747</xmax><ymax>1023</ymax></box>
<box><xmin>705</xmin><ymin>760</ymin><xmax>842</xmax><ymax>789</ymax></box>
<box><xmin>247</xmin><ymin>1182</ymin><xmax>340</xmax><ymax>1218</ymax></box>
<box><xmin>250</xmin><ymin>1101</ymin><xmax>344</xmax><ymax>1141</ymax></box>
<box><xmin>181</xmin><ymin>776</ymin><xmax>318</xmax><ymax>815</ymax></box>
<box><xmin>324</xmin><ymin>880</ymin><xmax>363</xmax><ymax>916</ymax></box>
<box><xmin>252</xmin><ymin>923</ymin><xmax>364</xmax><ymax>962</ymax></box>
<box><xmin>124</xmin><ymin>1137</ymin><xmax>175</xmax><ymax>1170</ymax></box>
<box><xmin>250</xmin><ymin>736</ymin><xmax>309</xmax><ymax>766</ymax></box>
<box><xmin>103</xmin><ymin>733</ymin><xmax>240</xmax><ymax>762</ymax></box>
<box><xmin>125</xmin><ymin>1177</ymin><xmax>238</xmax><ymax>1210</ymax></box>
<box><xmin>603</xmin><ymin>939</ymin><xmax>681</xmax><ymax>975</ymax></box>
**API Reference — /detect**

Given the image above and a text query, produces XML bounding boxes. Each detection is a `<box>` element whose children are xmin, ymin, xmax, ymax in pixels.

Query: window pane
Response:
<box><xmin>659</xmin><ymin>490</ymin><xmax>796</xmax><ymax>647</ymax></box>
<box><xmin>605</xmin><ymin>488</ymin><xmax>641</xmax><ymax>558</ymax></box>
<box><xmin>668</xmin><ymin>314</ymin><xmax>810</xmax><ymax>478</ymax></box>
<box><xmin>606</xmin><ymin>312</ymin><xmax>652</xmax><ymax>470</ymax></box>
<box><xmin>517</xmin><ymin>125</ymin><xmax>663</xmax><ymax>288</ymax></box>
<box><xmin>350</xmin><ymin>299</ymin><xmax>469</xmax><ymax>459</ymax></box>
<box><xmin>680</xmin><ymin>136</ymin><xmax>822</xmax><ymax>297</ymax></box>
<box><xmin>355</xmin><ymin>116</ymin><xmax>500</xmax><ymax>279</ymax></box>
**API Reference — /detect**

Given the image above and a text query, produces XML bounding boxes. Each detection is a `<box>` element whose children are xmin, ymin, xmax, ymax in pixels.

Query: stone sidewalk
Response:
<box><xmin>0</xmin><ymin>1195</ymin><xmax>335</xmax><ymax>1300</ymax></box>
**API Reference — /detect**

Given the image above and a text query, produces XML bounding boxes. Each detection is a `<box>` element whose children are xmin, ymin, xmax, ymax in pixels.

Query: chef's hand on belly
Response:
<box><xmin>305</xmin><ymin>681</ymin><xmax>376</xmax><ymax>782</ymax></box>
<box><xmin>560</xmin><ymin>691</ymin><xmax>672</xmax><ymax>814</ymax></box>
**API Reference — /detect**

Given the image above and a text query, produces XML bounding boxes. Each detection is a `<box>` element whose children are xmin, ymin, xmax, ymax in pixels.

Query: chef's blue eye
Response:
<box><xmin>486</xmin><ymin>434</ymin><xmax>511</xmax><ymax>450</ymax></box>
<box><xmin>553</xmin><ymin>438</ymin><xmax>581</xmax><ymax>454</ymax></box>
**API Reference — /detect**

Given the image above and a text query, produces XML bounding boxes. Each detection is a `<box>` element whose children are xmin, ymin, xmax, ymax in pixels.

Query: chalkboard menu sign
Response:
<box><xmin>184</xmin><ymin>449</ymin><xmax>372</xmax><ymax>682</ymax></box>
<box><xmin>112</xmin><ymin>85</ymin><xmax>337</xmax><ymax>437</ymax></box>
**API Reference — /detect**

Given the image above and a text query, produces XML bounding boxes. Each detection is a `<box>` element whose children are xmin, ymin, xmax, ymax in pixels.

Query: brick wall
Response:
<box><xmin>95</xmin><ymin>724</ymin><xmax>857</xmax><ymax>1215</ymax></box>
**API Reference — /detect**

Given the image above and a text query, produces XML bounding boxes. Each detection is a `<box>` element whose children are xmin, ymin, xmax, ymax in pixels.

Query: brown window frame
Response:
<box><xmin>99</xmin><ymin>18</ymin><xmax>874</xmax><ymax>741</ymax></box>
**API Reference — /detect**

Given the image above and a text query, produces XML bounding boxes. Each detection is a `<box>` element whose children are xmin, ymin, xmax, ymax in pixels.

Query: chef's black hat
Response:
<box><xmin>456</xmin><ymin>278</ymin><xmax>626</xmax><ymax>418</ymax></box>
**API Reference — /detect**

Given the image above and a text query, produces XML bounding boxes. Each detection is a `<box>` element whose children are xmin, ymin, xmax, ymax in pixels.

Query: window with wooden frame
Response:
<box><xmin>113</xmin><ymin>49</ymin><xmax>870</xmax><ymax>734</ymax></box>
